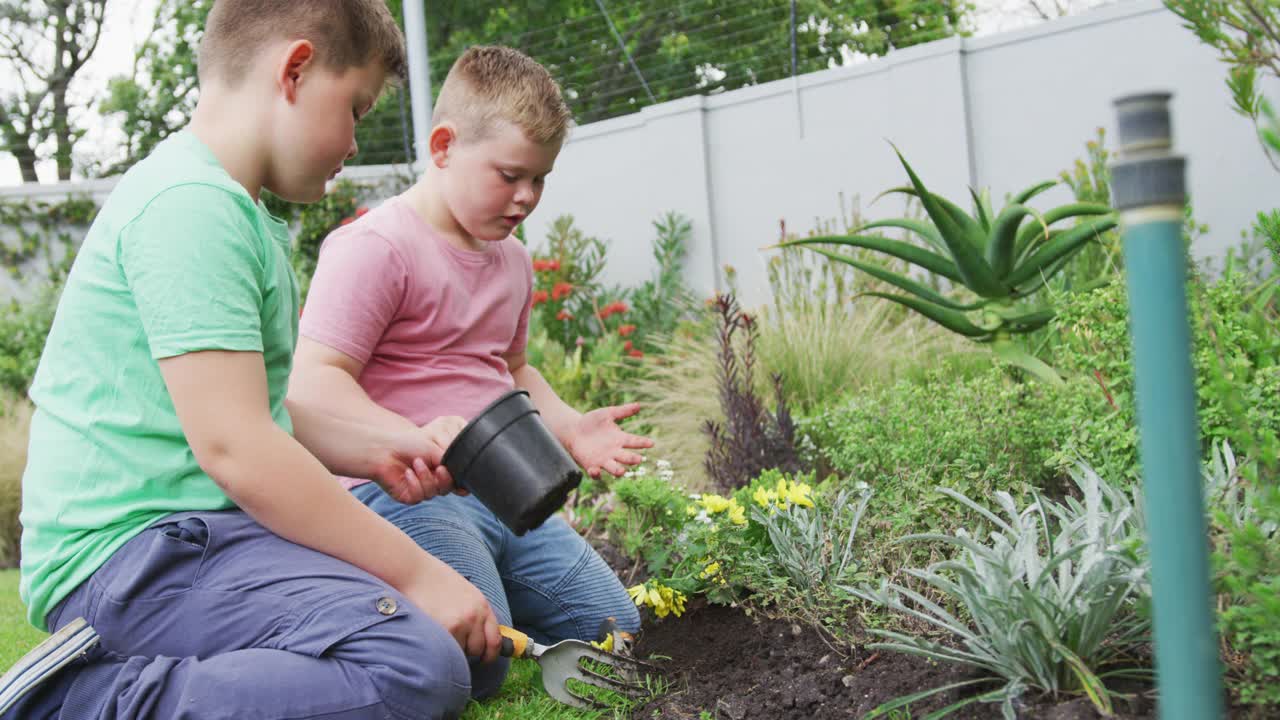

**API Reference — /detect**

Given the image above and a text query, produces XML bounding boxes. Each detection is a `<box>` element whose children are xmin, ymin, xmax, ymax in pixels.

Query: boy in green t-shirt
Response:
<box><xmin>0</xmin><ymin>2</ymin><xmax>497</xmax><ymax>719</ymax></box>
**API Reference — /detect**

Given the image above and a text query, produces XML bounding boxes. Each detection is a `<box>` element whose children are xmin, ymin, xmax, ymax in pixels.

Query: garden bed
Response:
<box><xmin>629</xmin><ymin>599</ymin><xmax>1158</xmax><ymax>720</ymax></box>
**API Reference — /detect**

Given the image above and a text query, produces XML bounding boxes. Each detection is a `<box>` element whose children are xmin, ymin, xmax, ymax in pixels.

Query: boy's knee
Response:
<box><xmin>612</xmin><ymin>597</ymin><xmax>641</xmax><ymax>634</ymax></box>
<box><xmin>363</xmin><ymin>613</ymin><xmax>471</xmax><ymax>719</ymax></box>
<box><xmin>467</xmin><ymin>656</ymin><xmax>510</xmax><ymax>700</ymax></box>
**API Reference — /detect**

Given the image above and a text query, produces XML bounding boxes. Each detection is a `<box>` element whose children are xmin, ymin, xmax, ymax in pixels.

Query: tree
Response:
<box><xmin>0</xmin><ymin>0</ymin><xmax>107</xmax><ymax>182</ymax></box>
<box><xmin>1166</xmin><ymin>0</ymin><xmax>1280</xmax><ymax>169</ymax></box>
<box><xmin>99</xmin><ymin>0</ymin><xmax>210</xmax><ymax>175</ymax></box>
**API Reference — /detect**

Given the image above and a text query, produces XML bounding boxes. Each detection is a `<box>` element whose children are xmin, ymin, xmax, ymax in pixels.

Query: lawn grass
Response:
<box><xmin>0</xmin><ymin>569</ymin><xmax>633</xmax><ymax>719</ymax></box>
<box><xmin>0</xmin><ymin>568</ymin><xmax>43</xmax><ymax>672</ymax></box>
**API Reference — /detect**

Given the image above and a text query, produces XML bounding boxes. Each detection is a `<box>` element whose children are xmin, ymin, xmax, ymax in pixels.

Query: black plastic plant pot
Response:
<box><xmin>442</xmin><ymin>389</ymin><xmax>583</xmax><ymax>536</ymax></box>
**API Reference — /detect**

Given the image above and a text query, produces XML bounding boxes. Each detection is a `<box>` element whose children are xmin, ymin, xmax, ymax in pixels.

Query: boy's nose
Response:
<box><xmin>513</xmin><ymin>183</ymin><xmax>535</xmax><ymax>205</ymax></box>
<box><xmin>346</xmin><ymin>137</ymin><xmax>359</xmax><ymax>160</ymax></box>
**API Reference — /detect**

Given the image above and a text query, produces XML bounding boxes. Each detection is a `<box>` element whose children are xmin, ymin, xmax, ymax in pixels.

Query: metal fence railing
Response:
<box><xmin>0</xmin><ymin>0</ymin><xmax>1071</xmax><ymax>186</ymax></box>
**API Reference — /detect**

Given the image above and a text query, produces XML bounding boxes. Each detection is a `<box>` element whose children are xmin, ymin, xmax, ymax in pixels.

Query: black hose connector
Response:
<box><xmin>1111</xmin><ymin>92</ymin><xmax>1187</xmax><ymax>211</ymax></box>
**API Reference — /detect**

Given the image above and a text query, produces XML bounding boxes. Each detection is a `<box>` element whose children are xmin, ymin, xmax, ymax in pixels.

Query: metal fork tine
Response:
<box><xmin>569</xmin><ymin>665</ymin><xmax>644</xmax><ymax>694</ymax></box>
<box><xmin>576</xmin><ymin>647</ymin><xmax>663</xmax><ymax>675</ymax></box>
<box><xmin>562</xmin><ymin>684</ymin><xmax>614</xmax><ymax>710</ymax></box>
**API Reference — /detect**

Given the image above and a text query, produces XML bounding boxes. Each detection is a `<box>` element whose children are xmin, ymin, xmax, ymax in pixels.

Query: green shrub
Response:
<box><xmin>0</xmin><ymin>275</ymin><xmax>66</xmax><ymax>396</ymax></box>
<box><xmin>617</xmin><ymin>466</ymin><xmax>874</xmax><ymax>626</ymax></box>
<box><xmin>850</xmin><ymin>463</ymin><xmax>1150</xmax><ymax>719</ymax></box>
<box><xmin>0</xmin><ymin>392</ymin><xmax>31</xmax><ymax>569</ymax></box>
<box><xmin>1219</xmin><ymin>507</ymin><xmax>1280</xmax><ymax>710</ymax></box>
<box><xmin>1206</xmin><ymin>442</ymin><xmax>1280</xmax><ymax>709</ymax></box>
<box><xmin>525</xmin><ymin>212</ymin><xmax>699</xmax><ymax>412</ymax></box>
<box><xmin>1048</xmin><ymin>271</ymin><xmax>1280</xmax><ymax>480</ymax></box>
<box><xmin>524</xmin><ymin>328</ymin><xmax>636</xmax><ymax>412</ymax></box>
<box><xmin>619</xmin><ymin>212</ymin><xmax>699</xmax><ymax>354</ymax></box>
<box><xmin>800</xmin><ymin>366</ymin><xmax>1062</xmax><ymax>535</ymax></box>
<box><xmin>528</xmin><ymin>215</ymin><xmax>611</xmax><ymax>349</ymax></box>
<box><xmin>605</xmin><ymin>462</ymin><xmax>690</xmax><ymax>561</ymax></box>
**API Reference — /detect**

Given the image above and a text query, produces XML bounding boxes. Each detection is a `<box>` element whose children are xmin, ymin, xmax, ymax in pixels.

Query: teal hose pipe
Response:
<box><xmin>1111</xmin><ymin>93</ymin><xmax>1223</xmax><ymax>719</ymax></box>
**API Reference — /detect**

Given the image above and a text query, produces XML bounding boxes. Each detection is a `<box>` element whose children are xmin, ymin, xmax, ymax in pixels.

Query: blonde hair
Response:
<box><xmin>433</xmin><ymin>46</ymin><xmax>573</xmax><ymax>145</ymax></box>
<box><xmin>198</xmin><ymin>0</ymin><xmax>407</xmax><ymax>86</ymax></box>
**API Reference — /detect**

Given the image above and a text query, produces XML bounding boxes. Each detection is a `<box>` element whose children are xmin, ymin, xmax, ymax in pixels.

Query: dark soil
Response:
<box><xmin>589</xmin><ymin>538</ymin><xmax>1247</xmax><ymax>720</ymax></box>
<box><xmin>629</xmin><ymin>599</ymin><xmax>1157</xmax><ymax>720</ymax></box>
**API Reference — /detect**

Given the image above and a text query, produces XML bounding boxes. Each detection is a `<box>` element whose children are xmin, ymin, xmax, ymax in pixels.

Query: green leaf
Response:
<box><xmin>1013</xmin><ymin>203</ymin><xmax>1114</xmax><ymax>261</ymax></box>
<box><xmin>1047</xmin><ymin>637</ymin><xmax>1114</xmax><ymax>715</ymax></box>
<box><xmin>776</xmin><ymin>234</ymin><xmax>962</xmax><ymax>282</ymax></box>
<box><xmin>861</xmin><ymin>292</ymin><xmax>991</xmax><ymax>338</ymax></box>
<box><xmin>1007</xmin><ymin>216</ymin><xmax>1118</xmax><ymax>288</ymax></box>
<box><xmin>857</xmin><ymin>217</ymin><xmax>948</xmax><ymax>254</ymax></box>
<box><xmin>987</xmin><ymin>203</ymin><xmax>1043</xmax><ymax>278</ymax></box>
<box><xmin>970</xmin><ymin>187</ymin><xmax>992</xmax><ymax>232</ymax></box>
<box><xmin>892</xmin><ymin>147</ymin><xmax>1008</xmax><ymax>297</ymax></box>
<box><xmin>991</xmin><ymin>340</ymin><xmax>1064</xmax><ymax>385</ymax></box>
<box><xmin>923</xmin><ymin>685</ymin><xmax>1018</xmax><ymax>720</ymax></box>
<box><xmin>1010</xmin><ymin>251</ymin><xmax>1080</xmax><ymax>298</ymax></box>
<box><xmin>864</xmin><ymin>679</ymin><xmax>997</xmax><ymax>719</ymax></box>
<box><xmin>1001</xmin><ymin>307</ymin><xmax>1056</xmax><ymax>334</ymax></box>
<box><xmin>804</xmin><ymin>248</ymin><xmax>983</xmax><ymax>310</ymax></box>
<box><xmin>1012</xmin><ymin>180</ymin><xmax>1059</xmax><ymax>205</ymax></box>
<box><xmin>933</xmin><ymin>191</ymin><xmax>990</xmax><ymax>250</ymax></box>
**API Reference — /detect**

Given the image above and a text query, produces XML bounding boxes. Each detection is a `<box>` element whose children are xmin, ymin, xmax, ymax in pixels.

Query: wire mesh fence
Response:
<box><xmin>0</xmin><ymin>0</ymin><xmax>974</xmax><ymax>185</ymax></box>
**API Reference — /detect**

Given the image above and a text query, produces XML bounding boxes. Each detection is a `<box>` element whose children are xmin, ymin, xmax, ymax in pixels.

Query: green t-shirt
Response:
<box><xmin>19</xmin><ymin>130</ymin><xmax>299</xmax><ymax>630</ymax></box>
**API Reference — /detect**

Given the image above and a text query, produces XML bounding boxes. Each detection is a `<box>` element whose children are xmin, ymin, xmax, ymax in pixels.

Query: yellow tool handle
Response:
<box><xmin>498</xmin><ymin>625</ymin><xmax>531</xmax><ymax>659</ymax></box>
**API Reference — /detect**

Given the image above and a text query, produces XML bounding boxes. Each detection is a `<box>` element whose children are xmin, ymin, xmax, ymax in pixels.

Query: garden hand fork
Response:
<box><xmin>498</xmin><ymin>625</ymin><xmax>660</xmax><ymax>709</ymax></box>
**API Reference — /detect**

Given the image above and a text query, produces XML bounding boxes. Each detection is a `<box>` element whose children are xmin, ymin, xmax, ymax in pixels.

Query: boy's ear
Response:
<box><xmin>277</xmin><ymin>40</ymin><xmax>317</xmax><ymax>104</ymax></box>
<box><xmin>428</xmin><ymin>124</ymin><xmax>456</xmax><ymax>168</ymax></box>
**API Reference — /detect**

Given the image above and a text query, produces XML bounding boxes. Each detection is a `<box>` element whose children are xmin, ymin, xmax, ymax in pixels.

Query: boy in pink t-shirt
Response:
<box><xmin>290</xmin><ymin>46</ymin><xmax>650</xmax><ymax>698</ymax></box>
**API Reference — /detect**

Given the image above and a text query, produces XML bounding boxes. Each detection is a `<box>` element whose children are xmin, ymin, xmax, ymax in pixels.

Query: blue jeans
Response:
<box><xmin>352</xmin><ymin>484</ymin><xmax>640</xmax><ymax>698</ymax></box>
<box><xmin>43</xmin><ymin>510</ymin><xmax>471</xmax><ymax>720</ymax></box>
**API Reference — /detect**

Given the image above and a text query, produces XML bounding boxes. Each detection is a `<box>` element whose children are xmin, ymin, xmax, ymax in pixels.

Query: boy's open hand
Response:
<box><xmin>373</xmin><ymin>416</ymin><xmax>468</xmax><ymax>504</ymax></box>
<box><xmin>564</xmin><ymin>402</ymin><xmax>654</xmax><ymax>478</ymax></box>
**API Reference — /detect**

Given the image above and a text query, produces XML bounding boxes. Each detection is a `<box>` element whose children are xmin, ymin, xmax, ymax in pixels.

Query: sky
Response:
<box><xmin>0</xmin><ymin>0</ymin><xmax>159</xmax><ymax>185</ymax></box>
<box><xmin>0</xmin><ymin>0</ymin><xmax>1108</xmax><ymax>187</ymax></box>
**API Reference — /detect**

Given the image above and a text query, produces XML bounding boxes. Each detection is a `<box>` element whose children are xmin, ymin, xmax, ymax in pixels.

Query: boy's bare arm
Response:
<box><xmin>506</xmin><ymin>351</ymin><xmax>581</xmax><ymax>439</ymax></box>
<box><xmin>290</xmin><ymin>337</ymin><xmax>419</xmax><ymax>435</ymax></box>
<box><xmin>159</xmin><ymin>349</ymin><xmax>501</xmax><ymax>661</ymax></box>
<box><xmin>285</xmin><ymin>399</ymin><xmax>451</xmax><ymax>497</ymax></box>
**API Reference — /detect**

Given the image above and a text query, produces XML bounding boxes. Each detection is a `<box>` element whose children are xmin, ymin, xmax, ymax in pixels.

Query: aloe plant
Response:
<box><xmin>772</xmin><ymin>149</ymin><xmax>1117</xmax><ymax>383</ymax></box>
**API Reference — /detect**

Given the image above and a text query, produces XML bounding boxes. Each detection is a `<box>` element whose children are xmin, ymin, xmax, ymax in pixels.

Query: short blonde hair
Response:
<box><xmin>198</xmin><ymin>0</ymin><xmax>407</xmax><ymax>86</ymax></box>
<box><xmin>433</xmin><ymin>46</ymin><xmax>573</xmax><ymax>145</ymax></box>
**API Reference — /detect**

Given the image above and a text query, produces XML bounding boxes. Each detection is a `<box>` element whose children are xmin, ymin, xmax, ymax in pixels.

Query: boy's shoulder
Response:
<box><xmin>107</xmin><ymin>130</ymin><xmax>256</xmax><ymax>222</ymax></box>
<box><xmin>331</xmin><ymin>198</ymin><xmax>531</xmax><ymax>268</ymax></box>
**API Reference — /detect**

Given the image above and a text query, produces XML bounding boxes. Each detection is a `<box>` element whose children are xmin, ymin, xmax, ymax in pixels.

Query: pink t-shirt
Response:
<box><xmin>299</xmin><ymin>196</ymin><xmax>533</xmax><ymax>489</ymax></box>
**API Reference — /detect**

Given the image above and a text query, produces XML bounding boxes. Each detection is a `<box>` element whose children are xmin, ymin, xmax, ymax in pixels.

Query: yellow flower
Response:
<box><xmin>670</xmin><ymin>588</ymin><xmax>687</xmax><ymax>616</ymax></box>
<box><xmin>627</xmin><ymin>584</ymin><xmax>647</xmax><ymax>606</ymax></box>
<box><xmin>699</xmin><ymin>494</ymin><xmax>731</xmax><ymax>513</ymax></box>
<box><xmin>753</xmin><ymin>487</ymin><xmax>776</xmax><ymax>509</ymax></box>
<box><xmin>788</xmin><ymin>482</ymin><xmax>815</xmax><ymax>509</ymax></box>
<box><xmin>592</xmin><ymin>633</ymin><xmax>616</xmax><ymax>652</ymax></box>
<box><xmin>727</xmin><ymin>500</ymin><xmax>747</xmax><ymax>526</ymax></box>
<box><xmin>630</xmin><ymin>581</ymin><xmax>688</xmax><ymax>619</ymax></box>
<box><xmin>700</xmin><ymin>561</ymin><xmax>721</xmax><ymax>579</ymax></box>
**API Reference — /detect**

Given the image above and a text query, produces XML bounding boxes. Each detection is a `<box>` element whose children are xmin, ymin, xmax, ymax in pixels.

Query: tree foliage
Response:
<box><xmin>0</xmin><ymin>0</ymin><xmax>107</xmax><ymax>182</ymax></box>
